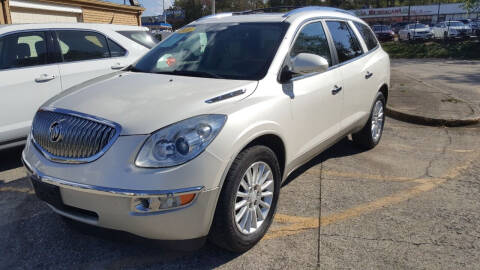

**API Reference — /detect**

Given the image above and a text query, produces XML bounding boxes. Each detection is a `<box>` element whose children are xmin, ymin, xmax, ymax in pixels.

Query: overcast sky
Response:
<box><xmin>105</xmin><ymin>0</ymin><xmax>173</xmax><ymax>16</ymax></box>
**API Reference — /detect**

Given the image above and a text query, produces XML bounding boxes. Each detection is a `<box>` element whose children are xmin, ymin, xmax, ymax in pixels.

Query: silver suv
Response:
<box><xmin>23</xmin><ymin>7</ymin><xmax>390</xmax><ymax>252</ymax></box>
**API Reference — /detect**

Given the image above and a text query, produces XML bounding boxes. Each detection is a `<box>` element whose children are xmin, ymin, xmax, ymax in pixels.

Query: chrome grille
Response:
<box><xmin>31</xmin><ymin>108</ymin><xmax>121</xmax><ymax>163</ymax></box>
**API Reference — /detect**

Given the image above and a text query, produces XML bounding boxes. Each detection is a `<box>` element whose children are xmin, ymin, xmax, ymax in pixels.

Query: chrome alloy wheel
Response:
<box><xmin>371</xmin><ymin>100</ymin><xmax>384</xmax><ymax>143</ymax></box>
<box><xmin>234</xmin><ymin>161</ymin><xmax>274</xmax><ymax>235</ymax></box>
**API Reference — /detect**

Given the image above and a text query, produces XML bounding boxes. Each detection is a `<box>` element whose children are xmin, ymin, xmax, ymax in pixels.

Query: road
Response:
<box><xmin>1</xmin><ymin>118</ymin><xmax>479</xmax><ymax>269</ymax></box>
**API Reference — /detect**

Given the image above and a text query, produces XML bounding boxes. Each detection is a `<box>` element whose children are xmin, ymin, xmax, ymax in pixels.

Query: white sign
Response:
<box><xmin>354</xmin><ymin>3</ymin><xmax>467</xmax><ymax>18</ymax></box>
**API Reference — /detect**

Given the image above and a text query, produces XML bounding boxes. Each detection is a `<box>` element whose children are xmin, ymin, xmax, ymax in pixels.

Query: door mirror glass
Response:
<box><xmin>290</xmin><ymin>53</ymin><xmax>329</xmax><ymax>75</ymax></box>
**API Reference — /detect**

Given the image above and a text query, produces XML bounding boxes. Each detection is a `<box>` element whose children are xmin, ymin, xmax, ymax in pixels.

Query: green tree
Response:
<box><xmin>462</xmin><ymin>0</ymin><xmax>480</xmax><ymax>15</ymax></box>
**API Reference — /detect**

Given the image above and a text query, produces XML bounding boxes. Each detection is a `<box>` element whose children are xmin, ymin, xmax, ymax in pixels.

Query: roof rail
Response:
<box><xmin>283</xmin><ymin>6</ymin><xmax>357</xmax><ymax>18</ymax></box>
<box><xmin>196</xmin><ymin>12</ymin><xmax>233</xmax><ymax>22</ymax></box>
<box><xmin>234</xmin><ymin>6</ymin><xmax>300</xmax><ymax>15</ymax></box>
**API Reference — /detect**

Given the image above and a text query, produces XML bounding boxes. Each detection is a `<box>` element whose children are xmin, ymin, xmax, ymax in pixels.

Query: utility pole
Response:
<box><xmin>407</xmin><ymin>0</ymin><xmax>411</xmax><ymax>23</ymax></box>
<box><xmin>437</xmin><ymin>0</ymin><xmax>441</xmax><ymax>24</ymax></box>
<box><xmin>212</xmin><ymin>0</ymin><xmax>215</xmax><ymax>15</ymax></box>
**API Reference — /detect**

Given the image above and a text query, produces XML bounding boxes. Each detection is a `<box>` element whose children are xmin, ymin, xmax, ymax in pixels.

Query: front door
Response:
<box><xmin>287</xmin><ymin>21</ymin><xmax>344</xmax><ymax>159</ymax></box>
<box><xmin>0</xmin><ymin>31</ymin><xmax>61</xmax><ymax>144</ymax></box>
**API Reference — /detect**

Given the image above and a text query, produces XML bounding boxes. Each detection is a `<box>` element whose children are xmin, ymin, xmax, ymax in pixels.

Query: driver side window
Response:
<box><xmin>291</xmin><ymin>21</ymin><xmax>332</xmax><ymax>66</ymax></box>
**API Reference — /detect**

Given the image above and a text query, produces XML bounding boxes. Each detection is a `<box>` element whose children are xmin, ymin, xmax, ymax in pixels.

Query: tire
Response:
<box><xmin>352</xmin><ymin>92</ymin><xmax>386</xmax><ymax>150</ymax></box>
<box><xmin>209</xmin><ymin>145</ymin><xmax>281</xmax><ymax>253</ymax></box>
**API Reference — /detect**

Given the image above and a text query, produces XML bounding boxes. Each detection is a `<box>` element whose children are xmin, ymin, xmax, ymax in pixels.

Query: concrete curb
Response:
<box><xmin>386</xmin><ymin>106</ymin><xmax>480</xmax><ymax>127</ymax></box>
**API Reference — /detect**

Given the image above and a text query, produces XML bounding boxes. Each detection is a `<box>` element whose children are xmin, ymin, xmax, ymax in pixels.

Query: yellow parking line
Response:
<box><xmin>0</xmin><ymin>186</ymin><xmax>34</xmax><ymax>194</ymax></box>
<box><xmin>265</xmin><ymin>178</ymin><xmax>443</xmax><ymax>240</ymax></box>
<box><xmin>321</xmin><ymin>170</ymin><xmax>417</xmax><ymax>182</ymax></box>
<box><xmin>0</xmin><ymin>168</ymin><xmax>27</xmax><ymax>183</ymax></box>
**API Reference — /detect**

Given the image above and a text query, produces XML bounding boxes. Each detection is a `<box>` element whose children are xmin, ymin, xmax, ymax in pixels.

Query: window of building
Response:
<box><xmin>0</xmin><ymin>32</ymin><xmax>47</xmax><ymax>70</ymax></box>
<box><xmin>326</xmin><ymin>21</ymin><xmax>363</xmax><ymax>63</ymax></box>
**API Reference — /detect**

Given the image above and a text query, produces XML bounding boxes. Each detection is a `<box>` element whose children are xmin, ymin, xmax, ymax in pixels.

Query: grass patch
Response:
<box><xmin>382</xmin><ymin>40</ymin><xmax>480</xmax><ymax>59</ymax></box>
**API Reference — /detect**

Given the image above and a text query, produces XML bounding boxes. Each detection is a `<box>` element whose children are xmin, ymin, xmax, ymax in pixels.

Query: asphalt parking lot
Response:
<box><xmin>1</xmin><ymin>116</ymin><xmax>479</xmax><ymax>269</ymax></box>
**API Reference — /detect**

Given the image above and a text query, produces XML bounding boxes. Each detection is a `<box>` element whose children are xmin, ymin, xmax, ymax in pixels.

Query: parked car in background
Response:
<box><xmin>432</xmin><ymin>21</ymin><xmax>473</xmax><ymax>39</ymax></box>
<box><xmin>22</xmin><ymin>7</ymin><xmax>390</xmax><ymax>252</ymax></box>
<box><xmin>372</xmin><ymin>25</ymin><xmax>395</xmax><ymax>41</ymax></box>
<box><xmin>0</xmin><ymin>23</ymin><xmax>154</xmax><ymax>150</ymax></box>
<box><xmin>398</xmin><ymin>23</ymin><xmax>433</xmax><ymax>40</ymax></box>
<box><xmin>391</xmin><ymin>22</ymin><xmax>409</xmax><ymax>34</ymax></box>
<box><xmin>469</xmin><ymin>21</ymin><xmax>480</xmax><ymax>36</ymax></box>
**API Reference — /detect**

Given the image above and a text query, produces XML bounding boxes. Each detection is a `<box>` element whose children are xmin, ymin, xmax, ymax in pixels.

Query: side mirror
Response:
<box><xmin>291</xmin><ymin>53</ymin><xmax>329</xmax><ymax>75</ymax></box>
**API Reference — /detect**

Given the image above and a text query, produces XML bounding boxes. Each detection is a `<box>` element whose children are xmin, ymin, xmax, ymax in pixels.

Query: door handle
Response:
<box><xmin>111</xmin><ymin>63</ymin><xmax>125</xmax><ymax>70</ymax></box>
<box><xmin>365</xmin><ymin>71</ymin><xmax>373</xmax><ymax>79</ymax></box>
<box><xmin>331</xmin><ymin>85</ymin><xmax>342</xmax><ymax>95</ymax></box>
<box><xmin>35</xmin><ymin>74</ymin><xmax>56</xmax><ymax>83</ymax></box>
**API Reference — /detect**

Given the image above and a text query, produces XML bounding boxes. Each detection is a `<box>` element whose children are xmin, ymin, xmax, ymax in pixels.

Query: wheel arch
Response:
<box><xmin>379</xmin><ymin>83</ymin><xmax>389</xmax><ymax>103</ymax></box>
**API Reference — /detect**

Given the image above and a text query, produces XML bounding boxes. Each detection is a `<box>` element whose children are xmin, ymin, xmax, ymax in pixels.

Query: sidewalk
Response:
<box><xmin>386</xmin><ymin>60</ymin><xmax>480</xmax><ymax>127</ymax></box>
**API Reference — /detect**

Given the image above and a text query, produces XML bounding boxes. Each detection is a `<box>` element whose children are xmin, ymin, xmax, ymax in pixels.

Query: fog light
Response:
<box><xmin>133</xmin><ymin>193</ymin><xmax>196</xmax><ymax>213</ymax></box>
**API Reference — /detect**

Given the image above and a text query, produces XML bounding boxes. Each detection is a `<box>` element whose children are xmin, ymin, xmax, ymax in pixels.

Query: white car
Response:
<box><xmin>23</xmin><ymin>7</ymin><xmax>390</xmax><ymax>252</ymax></box>
<box><xmin>432</xmin><ymin>21</ymin><xmax>473</xmax><ymax>39</ymax></box>
<box><xmin>0</xmin><ymin>23</ymin><xmax>156</xmax><ymax>150</ymax></box>
<box><xmin>398</xmin><ymin>23</ymin><xmax>433</xmax><ymax>40</ymax></box>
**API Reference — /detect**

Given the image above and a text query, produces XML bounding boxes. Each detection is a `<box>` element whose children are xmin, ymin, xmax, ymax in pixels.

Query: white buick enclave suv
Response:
<box><xmin>23</xmin><ymin>7</ymin><xmax>390</xmax><ymax>252</ymax></box>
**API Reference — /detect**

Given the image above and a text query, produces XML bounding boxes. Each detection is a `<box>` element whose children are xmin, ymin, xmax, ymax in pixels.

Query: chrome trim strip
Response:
<box><xmin>205</xmin><ymin>89</ymin><xmax>246</xmax><ymax>103</ymax></box>
<box><xmin>31</xmin><ymin>107</ymin><xmax>122</xmax><ymax>164</ymax></box>
<box><xmin>22</xmin><ymin>152</ymin><xmax>204</xmax><ymax>198</ymax></box>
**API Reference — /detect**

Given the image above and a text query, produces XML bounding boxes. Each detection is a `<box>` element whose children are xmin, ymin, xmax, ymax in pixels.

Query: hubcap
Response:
<box><xmin>234</xmin><ymin>161</ymin><xmax>274</xmax><ymax>235</ymax></box>
<box><xmin>371</xmin><ymin>100</ymin><xmax>384</xmax><ymax>143</ymax></box>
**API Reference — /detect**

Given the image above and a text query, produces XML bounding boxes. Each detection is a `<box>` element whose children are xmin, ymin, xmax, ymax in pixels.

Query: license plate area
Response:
<box><xmin>31</xmin><ymin>178</ymin><xmax>65</xmax><ymax>210</ymax></box>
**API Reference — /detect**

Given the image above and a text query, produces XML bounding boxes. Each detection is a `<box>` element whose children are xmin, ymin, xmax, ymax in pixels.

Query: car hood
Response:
<box><xmin>44</xmin><ymin>72</ymin><xmax>258</xmax><ymax>135</ymax></box>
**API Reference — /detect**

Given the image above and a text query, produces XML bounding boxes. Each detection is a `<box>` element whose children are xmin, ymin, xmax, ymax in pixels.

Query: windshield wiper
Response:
<box><xmin>156</xmin><ymin>70</ymin><xmax>224</xmax><ymax>79</ymax></box>
<box><xmin>125</xmin><ymin>65</ymin><xmax>145</xmax><ymax>73</ymax></box>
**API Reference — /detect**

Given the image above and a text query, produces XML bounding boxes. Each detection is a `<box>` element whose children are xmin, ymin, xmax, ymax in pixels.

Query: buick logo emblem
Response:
<box><xmin>49</xmin><ymin>120</ymin><xmax>64</xmax><ymax>143</ymax></box>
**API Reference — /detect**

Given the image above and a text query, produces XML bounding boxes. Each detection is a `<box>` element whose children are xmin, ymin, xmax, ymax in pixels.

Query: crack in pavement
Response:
<box><xmin>318</xmin><ymin>233</ymin><xmax>475</xmax><ymax>249</ymax></box>
<box><xmin>424</xmin><ymin>128</ymin><xmax>452</xmax><ymax>179</ymax></box>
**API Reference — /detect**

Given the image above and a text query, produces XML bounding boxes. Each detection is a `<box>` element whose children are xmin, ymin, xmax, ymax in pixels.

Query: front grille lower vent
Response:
<box><xmin>31</xmin><ymin>109</ymin><xmax>120</xmax><ymax>163</ymax></box>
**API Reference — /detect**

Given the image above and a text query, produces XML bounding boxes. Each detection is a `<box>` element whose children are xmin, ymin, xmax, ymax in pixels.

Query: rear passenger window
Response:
<box><xmin>326</xmin><ymin>21</ymin><xmax>363</xmax><ymax>63</ymax></box>
<box><xmin>354</xmin><ymin>22</ymin><xmax>378</xmax><ymax>51</ymax></box>
<box><xmin>57</xmin><ymin>31</ymin><xmax>110</xmax><ymax>62</ymax></box>
<box><xmin>0</xmin><ymin>32</ymin><xmax>48</xmax><ymax>70</ymax></box>
<box><xmin>291</xmin><ymin>22</ymin><xmax>332</xmax><ymax>66</ymax></box>
<box><xmin>107</xmin><ymin>39</ymin><xmax>127</xmax><ymax>57</ymax></box>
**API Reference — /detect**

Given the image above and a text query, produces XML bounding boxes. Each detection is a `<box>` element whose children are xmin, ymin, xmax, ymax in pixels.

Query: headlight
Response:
<box><xmin>135</xmin><ymin>115</ymin><xmax>227</xmax><ymax>168</ymax></box>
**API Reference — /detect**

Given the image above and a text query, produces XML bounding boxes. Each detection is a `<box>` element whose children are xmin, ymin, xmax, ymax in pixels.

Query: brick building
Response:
<box><xmin>1</xmin><ymin>0</ymin><xmax>144</xmax><ymax>26</ymax></box>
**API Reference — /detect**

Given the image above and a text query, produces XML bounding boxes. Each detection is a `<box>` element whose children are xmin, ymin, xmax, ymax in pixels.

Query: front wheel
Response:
<box><xmin>352</xmin><ymin>92</ymin><xmax>386</xmax><ymax>150</ymax></box>
<box><xmin>209</xmin><ymin>145</ymin><xmax>281</xmax><ymax>253</ymax></box>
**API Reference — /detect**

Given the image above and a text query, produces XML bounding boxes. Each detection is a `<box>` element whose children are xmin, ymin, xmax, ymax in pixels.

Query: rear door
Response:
<box><xmin>325</xmin><ymin>20</ymin><xmax>372</xmax><ymax>130</ymax></box>
<box><xmin>0</xmin><ymin>31</ymin><xmax>61</xmax><ymax>144</ymax></box>
<box><xmin>55</xmin><ymin>30</ymin><xmax>127</xmax><ymax>90</ymax></box>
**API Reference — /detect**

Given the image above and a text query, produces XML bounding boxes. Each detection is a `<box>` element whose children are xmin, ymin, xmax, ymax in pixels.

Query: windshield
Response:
<box><xmin>408</xmin><ymin>24</ymin><xmax>428</xmax><ymax>29</ymax></box>
<box><xmin>117</xmin><ymin>31</ymin><xmax>159</xmax><ymax>49</ymax></box>
<box><xmin>131</xmin><ymin>22</ymin><xmax>289</xmax><ymax>80</ymax></box>
<box><xmin>446</xmin><ymin>21</ymin><xmax>464</xmax><ymax>27</ymax></box>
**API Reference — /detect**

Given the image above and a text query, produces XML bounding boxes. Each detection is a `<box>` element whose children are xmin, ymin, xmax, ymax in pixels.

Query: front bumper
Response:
<box><xmin>412</xmin><ymin>33</ymin><xmax>432</xmax><ymax>39</ymax></box>
<box><xmin>22</xmin><ymin>136</ymin><xmax>225</xmax><ymax>240</ymax></box>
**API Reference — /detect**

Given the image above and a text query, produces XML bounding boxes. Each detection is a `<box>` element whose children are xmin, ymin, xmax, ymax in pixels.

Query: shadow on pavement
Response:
<box><xmin>0</xmin><ymin>145</ymin><xmax>24</xmax><ymax>172</ymax></box>
<box><xmin>282</xmin><ymin>137</ymin><xmax>365</xmax><ymax>187</ymax></box>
